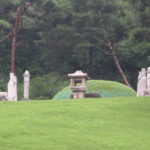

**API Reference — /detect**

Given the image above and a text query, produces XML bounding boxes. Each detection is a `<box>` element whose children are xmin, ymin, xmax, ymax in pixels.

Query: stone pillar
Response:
<box><xmin>73</xmin><ymin>90</ymin><xmax>85</xmax><ymax>99</ymax></box>
<box><xmin>82</xmin><ymin>78</ymin><xmax>87</xmax><ymax>89</ymax></box>
<box><xmin>7</xmin><ymin>73</ymin><xmax>17</xmax><ymax>101</ymax></box>
<box><xmin>23</xmin><ymin>70</ymin><xmax>30</xmax><ymax>100</ymax></box>
<box><xmin>70</xmin><ymin>79</ymin><xmax>74</xmax><ymax>87</ymax></box>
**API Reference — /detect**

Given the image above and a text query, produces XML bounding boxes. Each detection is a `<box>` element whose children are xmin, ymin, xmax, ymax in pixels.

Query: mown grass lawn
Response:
<box><xmin>0</xmin><ymin>97</ymin><xmax>150</xmax><ymax>150</ymax></box>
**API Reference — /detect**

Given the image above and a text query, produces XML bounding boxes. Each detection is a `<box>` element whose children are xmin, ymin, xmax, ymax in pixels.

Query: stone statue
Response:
<box><xmin>7</xmin><ymin>73</ymin><xmax>17</xmax><ymax>101</ymax></box>
<box><xmin>137</xmin><ymin>67</ymin><xmax>150</xmax><ymax>97</ymax></box>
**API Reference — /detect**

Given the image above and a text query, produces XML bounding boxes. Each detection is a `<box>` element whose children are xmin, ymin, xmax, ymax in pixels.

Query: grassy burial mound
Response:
<box><xmin>53</xmin><ymin>80</ymin><xmax>136</xmax><ymax>100</ymax></box>
<box><xmin>0</xmin><ymin>97</ymin><xmax>150</xmax><ymax>150</ymax></box>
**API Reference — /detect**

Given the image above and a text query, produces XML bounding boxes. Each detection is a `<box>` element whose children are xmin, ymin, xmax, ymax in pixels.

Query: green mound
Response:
<box><xmin>53</xmin><ymin>80</ymin><xmax>136</xmax><ymax>100</ymax></box>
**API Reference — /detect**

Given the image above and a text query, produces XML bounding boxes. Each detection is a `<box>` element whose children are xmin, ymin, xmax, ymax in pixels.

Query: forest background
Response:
<box><xmin>0</xmin><ymin>0</ymin><xmax>149</xmax><ymax>99</ymax></box>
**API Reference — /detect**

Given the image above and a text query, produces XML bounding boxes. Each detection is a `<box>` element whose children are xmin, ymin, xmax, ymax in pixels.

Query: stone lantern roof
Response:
<box><xmin>68</xmin><ymin>70</ymin><xmax>88</xmax><ymax>78</ymax></box>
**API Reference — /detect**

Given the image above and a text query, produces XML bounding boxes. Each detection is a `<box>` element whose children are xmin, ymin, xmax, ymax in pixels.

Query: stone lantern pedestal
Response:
<box><xmin>68</xmin><ymin>70</ymin><xmax>88</xmax><ymax>99</ymax></box>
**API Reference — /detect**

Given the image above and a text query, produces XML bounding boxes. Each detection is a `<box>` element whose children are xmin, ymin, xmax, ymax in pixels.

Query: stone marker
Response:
<box><xmin>23</xmin><ymin>70</ymin><xmax>30</xmax><ymax>100</ymax></box>
<box><xmin>68</xmin><ymin>70</ymin><xmax>88</xmax><ymax>99</ymax></box>
<box><xmin>7</xmin><ymin>73</ymin><xmax>17</xmax><ymax>101</ymax></box>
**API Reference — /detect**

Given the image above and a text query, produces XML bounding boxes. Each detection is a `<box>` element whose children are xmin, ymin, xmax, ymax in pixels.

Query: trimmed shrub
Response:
<box><xmin>18</xmin><ymin>72</ymin><xmax>68</xmax><ymax>100</ymax></box>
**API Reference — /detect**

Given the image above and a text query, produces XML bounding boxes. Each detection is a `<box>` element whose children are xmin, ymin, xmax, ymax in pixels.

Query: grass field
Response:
<box><xmin>0</xmin><ymin>97</ymin><xmax>150</xmax><ymax>150</ymax></box>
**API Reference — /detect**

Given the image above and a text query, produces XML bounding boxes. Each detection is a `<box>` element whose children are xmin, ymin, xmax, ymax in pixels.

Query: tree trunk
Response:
<box><xmin>111</xmin><ymin>49</ymin><xmax>131</xmax><ymax>87</ymax></box>
<box><xmin>10</xmin><ymin>2</ymin><xmax>32</xmax><ymax>73</ymax></box>
<box><xmin>102</xmin><ymin>29</ymin><xmax>131</xmax><ymax>88</ymax></box>
<box><xmin>11</xmin><ymin>13</ymin><xmax>20</xmax><ymax>73</ymax></box>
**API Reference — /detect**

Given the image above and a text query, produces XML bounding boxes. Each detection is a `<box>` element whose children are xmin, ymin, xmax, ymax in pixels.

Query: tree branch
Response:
<box><xmin>0</xmin><ymin>32</ymin><xmax>12</xmax><ymax>42</ymax></box>
<box><xmin>11</xmin><ymin>2</ymin><xmax>32</xmax><ymax>73</ymax></box>
<box><xmin>97</xmin><ymin>9</ymin><xmax>131</xmax><ymax>87</ymax></box>
<box><xmin>94</xmin><ymin>46</ymin><xmax>112</xmax><ymax>56</ymax></box>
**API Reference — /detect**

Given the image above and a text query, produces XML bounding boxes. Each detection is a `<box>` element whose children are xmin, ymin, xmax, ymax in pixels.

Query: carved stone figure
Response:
<box><xmin>7</xmin><ymin>73</ymin><xmax>17</xmax><ymax>101</ymax></box>
<box><xmin>137</xmin><ymin>67</ymin><xmax>150</xmax><ymax>97</ymax></box>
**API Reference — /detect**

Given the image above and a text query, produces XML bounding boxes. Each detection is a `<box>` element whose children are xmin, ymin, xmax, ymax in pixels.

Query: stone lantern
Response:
<box><xmin>68</xmin><ymin>70</ymin><xmax>88</xmax><ymax>99</ymax></box>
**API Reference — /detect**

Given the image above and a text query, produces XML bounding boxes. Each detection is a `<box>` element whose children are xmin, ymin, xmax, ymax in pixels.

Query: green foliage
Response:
<box><xmin>0</xmin><ymin>0</ymin><xmax>149</xmax><ymax>93</ymax></box>
<box><xmin>18</xmin><ymin>72</ymin><xmax>68</xmax><ymax>100</ymax></box>
<box><xmin>53</xmin><ymin>80</ymin><xmax>136</xmax><ymax>100</ymax></box>
<box><xmin>0</xmin><ymin>19</ymin><xmax>11</xmax><ymax>28</ymax></box>
<box><xmin>0</xmin><ymin>79</ymin><xmax>7</xmax><ymax>91</ymax></box>
<box><xmin>0</xmin><ymin>97</ymin><xmax>150</xmax><ymax>149</ymax></box>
